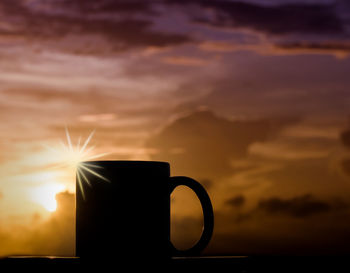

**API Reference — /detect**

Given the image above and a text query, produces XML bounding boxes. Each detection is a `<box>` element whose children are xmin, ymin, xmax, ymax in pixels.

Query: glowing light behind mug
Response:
<box><xmin>0</xmin><ymin>128</ymin><xmax>109</xmax><ymax>218</ymax></box>
<box><xmin>29</xmin><ymin>183</ymin><xmax>65</xmax><ymax>212</ymax></box>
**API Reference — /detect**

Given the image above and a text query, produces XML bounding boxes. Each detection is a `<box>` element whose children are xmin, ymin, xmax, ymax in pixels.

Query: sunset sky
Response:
<box><xmin>1</xmin><ymin>0</ymin><xmax>350</xmax><ymax>256</ymax></box>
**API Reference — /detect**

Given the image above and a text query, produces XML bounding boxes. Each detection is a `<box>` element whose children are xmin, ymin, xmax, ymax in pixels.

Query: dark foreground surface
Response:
<box><xmin>0</xmin><ymin>256</ymin><xmax>349</xmax><ymax>272</ymax></box>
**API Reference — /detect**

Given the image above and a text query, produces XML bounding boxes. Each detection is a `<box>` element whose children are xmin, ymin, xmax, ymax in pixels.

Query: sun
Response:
<box><xmin>30</xmin><ymin>183</ymin><xmax>65</xmax><ymax>212</ymax></box>
<box><xmin>25</xmin><ymin>128</ymin><xmax>108</xmax><ymax>213</ymax></box>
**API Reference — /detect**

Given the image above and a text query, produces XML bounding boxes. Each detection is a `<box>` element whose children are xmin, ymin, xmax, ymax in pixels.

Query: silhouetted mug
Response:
<box><xmin>76</xmin><ymin>161</ymin><xmax>213</xmax><ymax>261</ymax></box>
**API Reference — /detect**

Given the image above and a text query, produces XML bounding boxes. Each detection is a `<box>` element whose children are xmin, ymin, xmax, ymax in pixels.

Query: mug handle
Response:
<box><xmin>169</xmin><ymin>176</ymin><xmax>214</xmax><ymax>256</ymax></box>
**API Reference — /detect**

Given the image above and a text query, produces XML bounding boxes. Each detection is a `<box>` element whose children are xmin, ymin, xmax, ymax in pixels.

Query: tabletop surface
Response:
<box><xmin>0</xmin><ymin>255</ymin><xmax>349</xmax><ymax>272</ymax></box>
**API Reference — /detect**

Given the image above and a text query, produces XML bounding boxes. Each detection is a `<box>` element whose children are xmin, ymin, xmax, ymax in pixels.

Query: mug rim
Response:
<box><xmin>80</xmin><ymin>160</ymin><xmax>169</xmax><ymax>166</ymax></box>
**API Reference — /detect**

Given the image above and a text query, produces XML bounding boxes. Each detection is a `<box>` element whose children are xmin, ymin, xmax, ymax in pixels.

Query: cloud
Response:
<box><xmin>162</xmin><ymin>56</ymin><xmax>209</xmax><ymax>66</ymax></box>
<box><xmin>249</xmin><ymin>140</ymin><xmax>331</xmax><ymax>160</ymax></box>
<box><xmin>207</xmin><ymin>192</ymin><xmax>350</xmax><ymax>255</ymax></box>
<box><xmin>0</xmin><ymin>191</ymin><xmax>3</xmax><ymax>200</ymax></box>
<box><xmin>198</xmin><ymin>178</ymin><xmax>213</xmax><ymax>189</ymax></box>
<box><xmin>186</xmin><ymin>57</ymin><xmax>350</xmax><ymax>118</ymax></box>
<box><xmin>172</xmin><ymin>192</ymin><xmax>350</xmax><ymax>255</ymax></box>
<box><xmin>340</xmin><ymin>126</ymin><xmax>350</xmax><ymax>149</ymax></box>
<box><xmin>58</xmin><ymin>0</ymin><xmax>156</xmax><ymax>15</ymax></box>
<box><xmin>78</xmin><ymin>113</ymin><xmax>116</xmax><ymax>123</ymax></box>
<box><xmin>275</xmin><ymin>41</ymin><xmax>350</xmax><ymax>58</ymax></box>
<box><xmin>146</xmin><ymin>110</ymin><xmax>294</xmax><ymax>180</ymax></box>
<box><xmin>340</xmin><ymin>124</ymin><xmax>350</xmax><ymax>174</ymax></box>
<box><xmin>0</xmin><ymin>0</ymin><xmax>191</xmax><ymax>55</ymax></box>
<box><xmin>178</xmin><ymin>0</ymin><xmax>350</xmax><ymax>57</ymax></box>
<box><xmin>224</xmin><ymin>193</ymin><xmax>347</xmax><ymax>223</ymax></box>
<box><xmin>27</xmin><ymin>191</ymin><xmax>75</xmax><ymax>256</ymax></box>
<box><xmin>0</xmin><ymin>86</ymin><xmax>165</xmax><ymax>127</ymax></box>
<box><xmin>225</xmin><ymin>195</ymin><xmax>245</xmax><ymax>208</ymax></box>
<box><xmin>257</xmin><ymin>194</ymin><xmax>331</xmax><ymax>218</ymax></box>
<box><xmin>2</xmin><ymin>0</ymin><xmax>350</xmax><ymax>59</ymax></box>
<box><xmin>199</xmin><ymin>40</ymin><xmax>350</xmax><ymax>58</ymax></box>
<box><xmin>179</xmin><ymin>0</ymin><xmax>344</xmax><ymax>36</ymax></box>
<box><xmin>0</xmin><ymin>191</ymin><xmax>75</xmax><ymax>257</ymax></box>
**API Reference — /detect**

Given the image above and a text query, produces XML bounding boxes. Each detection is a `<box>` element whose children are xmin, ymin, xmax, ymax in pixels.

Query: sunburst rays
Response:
<box><xmin>45</xmin><ymin>127</ymin><xmax>110</xmax><ymax>199</ymax></box>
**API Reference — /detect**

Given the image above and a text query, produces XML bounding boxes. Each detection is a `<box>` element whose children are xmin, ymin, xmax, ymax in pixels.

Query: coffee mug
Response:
<box><xmin>76</xmin><ymin>161</ymin><xmax>214</xmax><ymax>261</ymax></box>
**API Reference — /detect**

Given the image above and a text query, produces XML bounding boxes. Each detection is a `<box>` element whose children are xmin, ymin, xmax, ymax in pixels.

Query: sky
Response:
<box><xmin>1</xmin><ymin>0</ymin><xmax>350</xmax><ymax>256</ymax></box>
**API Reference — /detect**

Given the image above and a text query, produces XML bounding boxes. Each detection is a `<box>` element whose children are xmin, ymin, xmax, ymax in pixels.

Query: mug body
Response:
<box><xmin>76</xmin><ymin>161</ymin><xmax>171</xmax><ymax>261</ymax></box>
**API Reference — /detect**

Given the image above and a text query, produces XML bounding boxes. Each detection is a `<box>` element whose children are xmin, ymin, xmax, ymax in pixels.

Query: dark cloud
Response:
<box><xmin>198</xmin><ymin>179</ymin><xmax>213</xmax><ymax>189</ymax></box>
<box><xmin>70</xmin><ymin>19</ymin><xmax>189</xmax><ymax>50</ymax></box>
<box><xmin>225</xmin><ymin>195</ymin><xmax>245</xmax><ymax>208</ymax></box>
<box><xmin>0</xmin><ymin>0</ymin><xmax>190</xmax><ymax>54</ymax></box>
<box><xmin>58</xmin><ymin>0</ymin><xmax>157</xmax><ymax>15</ymax></box>
<box><xmin>340</xmin><ymin>124</ymin><xmax>350</xmax><ymax>174</ymax></box>
<box><xmin>257</xmin><ymin>194</ymin><xmax>331</xmax><ymax>218</ymax></box>
<box><xmin>171</xmin><ymin>0</ymin><xmax>345</xmax><ymax>36</ymax></box>
<box><xmin>340</xmin><ymin>127</ymin><xmax>350</xmax><ymax>149</ymax></box>
<box><xmin>226</xmin><ymin>194</ymin><xmax>348</xmax><ymax>224</ymax></box>
<box><xmin>165</xmin><ymin>0</ymin><xmax>350</xmax><ymax>57</ymax></box>
<box><xmin>3</xmin><ymin>0</ymin><xmax>350</xmax><ymax>57</ymax></box>
<box><xmin>175</xmin><ymin>193</ymin><xmax>350</xmax><ymax>255</ymax></box>
<box><xmin>146</xmin><ymin>110</ymin><xmax>294</xmax><ymax>179</ymax></box>
<box><xmin>207</xmin><ymin>193</ymin><xmax>350</xmax><ymax>255</ymax></box>
<box><xmin>276</xmin><ymin>41</ymin><xmax>350</xmax><ymax>55</ymax></box>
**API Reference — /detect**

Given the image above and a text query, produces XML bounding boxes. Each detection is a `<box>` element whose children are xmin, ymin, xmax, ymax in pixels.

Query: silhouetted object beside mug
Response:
<box><xmin>76</xmin><ymin>161</ymin><xmax>214</xmax><ymax>262</ymax></box>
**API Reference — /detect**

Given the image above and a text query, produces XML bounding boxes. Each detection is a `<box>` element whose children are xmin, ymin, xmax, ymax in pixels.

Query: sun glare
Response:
<box><xmin>45</xmin><ymin>128</ymin><xmax>110</xmax><ymax>200</ymax></box>
<box><xmin>30</xmin><ymin>184</ymin><xmax>65</xmax><ymax>212</ymax></box>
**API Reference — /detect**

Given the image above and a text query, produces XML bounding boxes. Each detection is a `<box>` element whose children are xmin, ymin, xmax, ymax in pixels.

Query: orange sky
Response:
<box><xmin>1</xmin><ymin>0</ymin><xmax>350</xmax><ymax>256</ymax></box>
